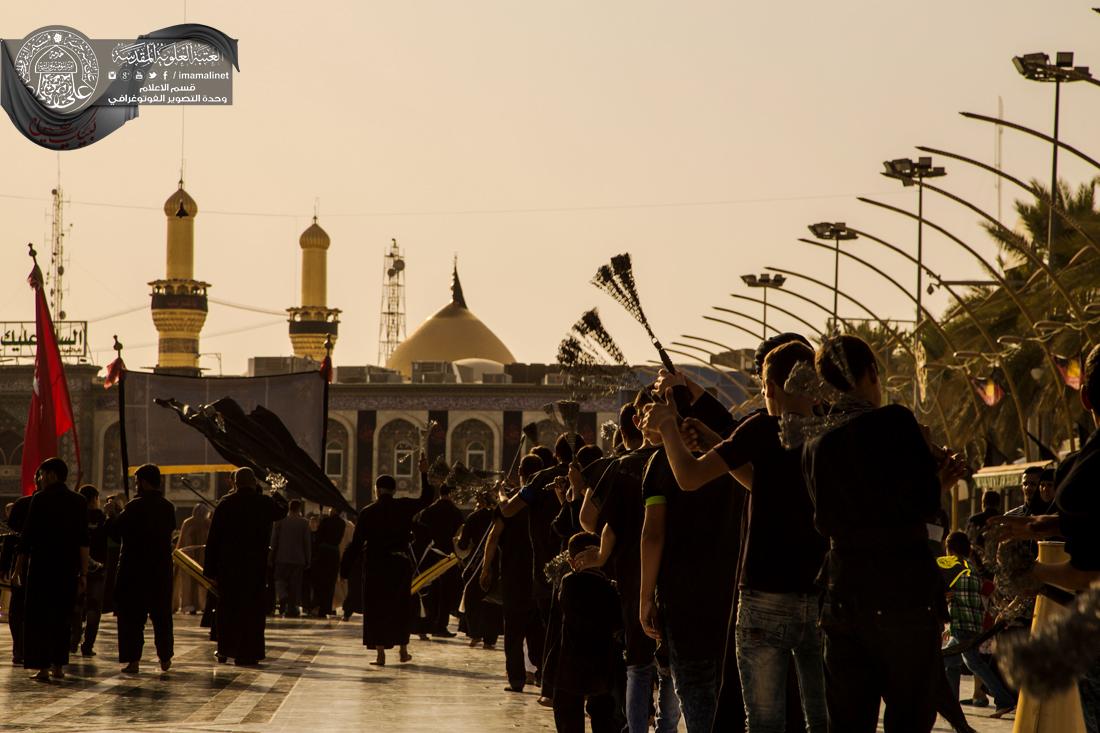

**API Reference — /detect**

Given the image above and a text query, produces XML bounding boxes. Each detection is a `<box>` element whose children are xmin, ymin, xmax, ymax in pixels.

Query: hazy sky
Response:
<box><xmin>3</xmin><ymin>2</ymin><xmax>1100</xmax><ymax>375</ymax></box>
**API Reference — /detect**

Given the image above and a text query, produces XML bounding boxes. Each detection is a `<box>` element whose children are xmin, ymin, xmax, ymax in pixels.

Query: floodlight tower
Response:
<box><xmin>377</xmin><ymin>238</ymin><xmax>407</xmax><ymax>365</ymax></box>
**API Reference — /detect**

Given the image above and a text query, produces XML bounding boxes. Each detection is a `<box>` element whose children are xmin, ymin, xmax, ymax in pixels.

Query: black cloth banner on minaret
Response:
<box><xmin>1</xmin><ymin>24</ymin><xmax>239</xmax><ymax>150</ymax></box>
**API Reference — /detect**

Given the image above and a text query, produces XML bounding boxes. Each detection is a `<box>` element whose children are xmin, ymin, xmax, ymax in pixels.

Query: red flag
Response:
<box><xmin>20</xmin><ymin>263</ymin><xmax>80</xmax><ymax>495</ymax></box>
<box><xmin>103</xmin><ymin>353</ymin><xmax>126</xmax><ymax>390</ymax></box>
<box><xmin>319</xmin><ymin>354</ymin><xmax>333</xmax><ymax>384</ymax></box>
<box><xmin>971</xmin><ymin>377</ymin><xmax>1004</xmax><ymax>407</ymax></box>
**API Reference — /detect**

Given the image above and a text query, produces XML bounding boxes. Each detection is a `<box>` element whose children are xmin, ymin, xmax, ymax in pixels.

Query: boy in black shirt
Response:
<box><xmin>71</xmin><ymin>484</ymin><xmax>108</xmax><ymax>657</ymax></box>
<box><xmin>639</xmin><ymin>413</ymin><xmax>738</xmax><ymax>731</ymax></box>
<box><xmin>802</xmin><ymin>335</ymin><xmax>964</xmax><ymax>733</ymax></box>
<box><xmin>646</xmin><ymin>340</ymin><xmax>828</xmax><ymax>732</ymax></box>
<box><xmin>552</xmin><ymin>532</ymin><xmax>622</xmax><ymax>733</ymax></box>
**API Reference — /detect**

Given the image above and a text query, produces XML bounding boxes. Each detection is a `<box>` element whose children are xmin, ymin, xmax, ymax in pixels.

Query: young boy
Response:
<box><xmin>552</xmin><ymin>532</ymin><xmax>623</xmax><ymax>733</ymax></box>
<box><xmin>939</xmin><ymin>531</ymin><xmax>1016</xmax><ymax>718</ymax></box>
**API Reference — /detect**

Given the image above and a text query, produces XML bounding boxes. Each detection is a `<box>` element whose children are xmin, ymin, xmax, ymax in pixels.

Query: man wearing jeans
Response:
<box><xmin>646</xmin><ymin>339</ymin><xmax>828</xmax><ymax>732</ymax></box>
<box><xmin>939</xmin><ymin>532</ymin><xmax>1016</xmax><ymax>717</ymax></box>
<box><xmin>639</xmin><ymin>400</ymin><xmax>740</xmax><ymax>731</ymax></box>
<box><xmin>583</xmin><ymin>400</ymin><xmax>680</xmax><ymax>732</ymax></box>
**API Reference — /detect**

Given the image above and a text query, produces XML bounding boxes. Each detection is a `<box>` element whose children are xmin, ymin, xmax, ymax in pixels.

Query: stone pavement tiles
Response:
<box><xmin>0</xmin><ymin>614</ymin><xmax>1015</xmax><ymax>732</ymax></box>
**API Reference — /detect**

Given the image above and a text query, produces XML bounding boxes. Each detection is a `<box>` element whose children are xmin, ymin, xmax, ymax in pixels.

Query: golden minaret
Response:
<box><xmin>287</xmin><ymin>216</ymin><xmax>340</xmax><ymax>361</ymax></box>
<box><xmin>149</xmin><ymin>180</ymin><xmax>209</xmax><ymax>376</ymax></box>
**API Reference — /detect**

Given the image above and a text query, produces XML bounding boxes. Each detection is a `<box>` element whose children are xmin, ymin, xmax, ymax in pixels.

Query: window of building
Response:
<box><xmin>394</xmin><ymin>442</ymin><xmax>415</xmax><ymax>478</ymax></box>
<box><xmin>325</xmin><ymin>448</ymin><xmax>344</xmax><ymax>479</ymax></box>
<box><xmin>466</xmin><ymin>441</ymin><xmax>486</xmax><ymax>471</ymax></box>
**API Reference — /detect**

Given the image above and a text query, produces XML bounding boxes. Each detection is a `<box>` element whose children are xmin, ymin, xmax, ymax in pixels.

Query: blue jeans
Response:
<box><xmin>736</xmin><ymin>589</ymin><xmax>828</xmax><ymax>733</ymax></box>
<box><xmin>626</xmin><ymin>661</ymin><xmax>681</xmax><ymax>733</ymax></box>
<box><xmin>943</xmin><ymin>631</ymin><xmax>1015</xmax><ymax>710</ymax></box>
<box><xmin>666</xmin><ymin>636</ymin><xmax>718</xmax><ymax>733</ymax></box>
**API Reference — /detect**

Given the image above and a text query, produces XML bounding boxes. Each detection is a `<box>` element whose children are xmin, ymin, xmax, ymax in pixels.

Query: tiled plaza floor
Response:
<box><xmin>0</xmin><ymin>614</ymin><xmax>1014</xmax><ymax>732</ymax></box>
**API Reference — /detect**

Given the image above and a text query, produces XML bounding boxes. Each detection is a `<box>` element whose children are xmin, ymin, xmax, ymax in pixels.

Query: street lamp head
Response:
<box><xmin>1013</xmin><ymin>51</ymin><xmax>1093</xmax><ymax>82</ymax></box>
<box><xmin>742</xmin><ymin>272</ymin><xmax>784</xmax><ymax>289</ymax></box>
<box><xmin>882</xmin><ymin>156</ymin><xmax>945</xmax><ymax>184</ymax></box>
<box><xmin>808</xmin><ymin>222</ymin><xmax>858</xmax><ymax>241</ymax></box>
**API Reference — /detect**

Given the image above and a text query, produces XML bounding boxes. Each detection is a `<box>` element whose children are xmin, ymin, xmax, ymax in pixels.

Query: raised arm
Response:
<box><xmin>644</xmin><ymin>398</ymin><xmax>743</xmax><ymax>492</ymax></box>
<box><xmin>416</xmin><ymin>453</ymin><xmax>435</xmax><ymax>509</ymax></box>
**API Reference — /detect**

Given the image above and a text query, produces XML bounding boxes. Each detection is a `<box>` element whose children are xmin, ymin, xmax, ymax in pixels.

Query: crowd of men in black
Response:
<box><xmin>1</xmin><ymin>333</ymin><xmax>1099</xmax><ymax>733</ymax></box>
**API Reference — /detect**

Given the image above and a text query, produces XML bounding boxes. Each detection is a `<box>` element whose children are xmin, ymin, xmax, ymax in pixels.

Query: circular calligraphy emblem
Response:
<box><xmin>14</xmin><ymin>26</ymin><xmax>100</xmax><ymax>113</ymax></box>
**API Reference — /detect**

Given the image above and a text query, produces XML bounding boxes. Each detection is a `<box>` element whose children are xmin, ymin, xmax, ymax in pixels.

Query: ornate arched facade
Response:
<box><xmin>449</xmin><ymin>418</ymin><xmax>495</xmax><ymax>471</ymax></box>
<box><xmin>375</xmin><ymin>418</ymin><xmax>420</xmax><ymax>493</ymax></box>
<box><xmin>325</xmin><ymin>418</ymin><xmax>350</xmax><ymax>496</ymax></box>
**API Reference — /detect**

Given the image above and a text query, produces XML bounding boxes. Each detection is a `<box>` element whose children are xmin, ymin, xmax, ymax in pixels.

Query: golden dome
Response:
<box><xmin>385</xmin><ymin>265</ymin><xmax>515</xmax><ymax>376</ymax></box>
<box><xmin>164</xmin><ymin>182</ymin><xmax>198</xmax><ymax>218</ymax></box>
<box><xmin>300</xmin><ymin>217</ymin><xmax>330</xmax><ymax>250</ymax></box>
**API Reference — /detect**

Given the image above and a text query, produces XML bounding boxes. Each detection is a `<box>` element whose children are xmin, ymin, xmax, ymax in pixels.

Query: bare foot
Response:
<box><xmin>370</xmin><ymin>649</ymin><xmax>386</xmax><ymax>666</ymax></box>
<box><xmin>159</xmin><ymin>658</ymin><xmax>171</xmax><ymax>672</ymax></box>
<box><xmin>49</xmin><ymin>665</ymin><xmax>64</xmax><ymax>679</ymax></box>
<box><xmin>399</xmin><ymin>648</ymin><xmax>412</xmax><ymax>663</ymax></box>
<box><xmin>30</xmin><ymin>669</ymin><xmax>50</xmax><ymax>682</ymax></box>
<box><xmin>122</xmin><ymin>661</ymin><xmax>139</xmax><ymax>674</ymax></box>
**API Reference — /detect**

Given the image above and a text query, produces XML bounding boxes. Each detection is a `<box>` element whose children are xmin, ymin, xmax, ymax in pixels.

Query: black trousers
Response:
<box><xmin>117</xmin><ymin>599</ymin><xmax>174</xmax><ymax>664</ymax></box>
<box><xmin>552</xmin><ymin>689</ymin><xmax>618</xmax><ymax>733</ymax></box>
<box><xmin>8</xmin><ymin>585</ymin><xmax>25</xmax><ymax>662</ymax></box>
<box><xmin>311</xmin><ymin>546</ymin><xmax>340</xmax><ymax>616</ymax></box>
<box><xmin>503</xmin><ymin>598</ymin><xmax>544</xmax><ymax>689</ymax></box>
<box><xmin>820</xmin><ymin>600</ymin><xmax>941</xmax><ymax>733</ymax></box>
<box><xmin>70</xmin><ymin>574</ymin><xmax>105</xmax><ymax>653</ymax></box>
<box><xmin>428</xmin><ymin>566</ymin><xmax>461</xmax><ymax>633</ymax></box>
<box><xmin>541</xmin><ymin>592</ymin><xmax>562</xmax><ymax>698</ymax></box>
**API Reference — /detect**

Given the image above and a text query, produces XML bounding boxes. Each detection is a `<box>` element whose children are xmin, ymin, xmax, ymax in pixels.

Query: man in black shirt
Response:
<box><xmin>1005</xmin><ymin>466</ymin><xmax>1048</xmax><ymax>517</ymax></box>
<box><xmin>646</xmin><ymin>340</ymin><xmax>828</xmax><ymax>732</ymax></box>
<box><xmin>579</xmin><ymin>399</ymin><xmax>681</xmax><ymax>733</ymax></box>
<box><xmin>110</xmin><ymin>464</ymin><xmax>177</xmax><ymax>673</ymax></box>
<box><xmin>639</xmin><ymin>403</ymin><xmax>740</xmax><ymax>732</ymax></box>
<box><xmin>457</xmin><ymin>492</ymin><xmax>502</xmax><ymax>649</ymax></box>
<box><xmin>5</xmin><ymin>488</ymin><xmax>35</xmax><ymax>666</ymax></box>
<box><xmin>70</xmin><ymin>485</ymin><xmax>108</xmax><ymax>657</ymax></box>
<box><xmin>14</xmin><ymin>458</ymin><xmax>89</xmax><ymax>681</ymax></box>
<box><xmin>311</xmin><ymin>507</ymin><xmax>347</xmax><ymax>618</ymax></box>
<box><xmin>417</xmin><ymin>483</ymin><xmax>465</xmax><ymax>636</ymax></box>
<box><xmin>483</xmin><ymin>454</ymin><xmax>546</xmax><ymax>693</ymax></box>
<box><xmin>204</xmin><ymin>467</ymin><xmax>289</xmax><ymax>666</ymax></box>
<box><xmin>802</xmin><ymin>335</ymin><xmax>964</xmax><ymax>733</ymax></box>
<box><xmin>993</xmin><ymin>344</ymin><xmax>1100</xmax><ymax>729</ymax></box>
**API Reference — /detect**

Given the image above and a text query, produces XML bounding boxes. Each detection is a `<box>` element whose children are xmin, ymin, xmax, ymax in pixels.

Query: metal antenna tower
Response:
<box><xmin>48</xmin><ymin>159</ymin><xmax>72</xmax><ymax>320</ymax></box>
<box><xmin>377</xmin><ymin>238</ymin><xmax>407</xmax><ymax>365</ymax></box>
